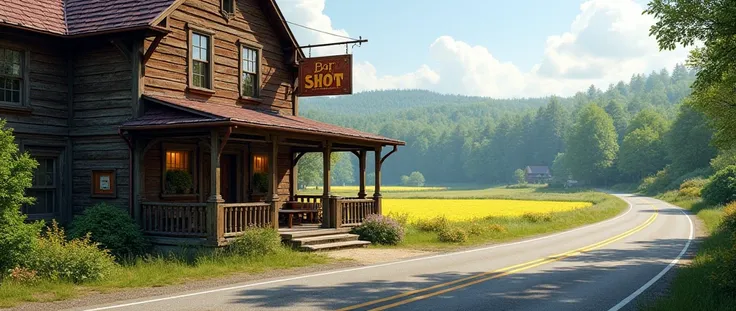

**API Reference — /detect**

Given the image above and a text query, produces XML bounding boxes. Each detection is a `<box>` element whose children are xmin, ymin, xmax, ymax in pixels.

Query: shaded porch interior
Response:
<box><xmin>121</xmin><ymin>96</ymin><xmax>402</xmax><ymax>246</ymax></box>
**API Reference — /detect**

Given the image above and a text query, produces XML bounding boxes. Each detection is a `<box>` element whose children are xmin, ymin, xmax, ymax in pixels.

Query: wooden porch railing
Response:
<box><xmin>222</xmin><ymin>202</ymin><xmax>273</xmax><ymax>237</ymax></box>
<box><xmin>141</xmin><ymin>202</ymin><xmax>208</xmax><ymax>237</ymax></box>
<box><xmin>339</xmin><ymin>198</ymin><xmax>377</xmax><ymax>226</ymax></box>
<box><xmin>294</xmin><ymin>194</ymin><xmax>322</xmax><ymax>205</ymax></box>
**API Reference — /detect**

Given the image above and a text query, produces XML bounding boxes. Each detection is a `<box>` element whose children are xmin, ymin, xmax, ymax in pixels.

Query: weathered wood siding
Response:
<box><xmin>70</xmin><ymin>40</ymin><xmax>133</xmax><ymax>213</ymax></box>
<box><xmin>143</xmin><ymin>0</ymin><xmax>295</xmax><ymax>114</ymax></box>
<box><xmin>0</xmin><ymin>28</ymin><xmax>69</xmax><ymax>136</ymax></box>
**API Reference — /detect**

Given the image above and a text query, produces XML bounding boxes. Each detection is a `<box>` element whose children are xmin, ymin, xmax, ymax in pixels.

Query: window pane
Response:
<box><xmin>192</xmin><ymin>34</ymin><xmax>200</xmax><ymax>48</ymax></box>
<box><xmin>242</xmin><ymin>73</ymin><xmax>255</xmax><ymax>97</ymax></box>
<box><xmin>193</xmin><ymin>48</ymin><xmax>200</xmax><ymax>61</ymax></box>
<box><xmin>223</xmin><ymin>0</ymin><xmax>234</xmax><ymax>13</ymax></box>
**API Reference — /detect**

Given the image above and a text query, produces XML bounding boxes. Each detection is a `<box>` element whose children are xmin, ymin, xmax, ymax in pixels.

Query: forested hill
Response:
<box><xmin>300</xmin><ymin>89</ymin><xmax>552</xmax><ymax>115</ymax></box>
<box><xmin>300</xmin><ymin>65</ymin><xmax>702</xmax><ymax>187</ymax></box>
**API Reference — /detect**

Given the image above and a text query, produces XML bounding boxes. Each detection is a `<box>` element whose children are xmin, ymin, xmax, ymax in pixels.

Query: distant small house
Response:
<box><xmin>525</xmin><ymin>166</ymin><xmax>552</xmax><ymax>184</ymax></box>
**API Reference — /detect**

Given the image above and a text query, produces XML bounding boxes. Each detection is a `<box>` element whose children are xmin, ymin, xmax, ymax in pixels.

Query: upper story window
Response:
<box><xmin>240</xmin><ymin>45</ymin><xmax>260</xmax><ymax>98</ymax></box>
<box><xmin>222</xmin><ymin>0</ymin><xmax>235</xmax><ymax>15</ymax></box>
<box><xmin>191</xmin><ymin>33</ymin><xmax>211</xmax><ymax>89</ymax></box>
<box><xmin>0</xmin><ymin>47</ymin><xmax>23</xmax><ymax>105</ymax></box>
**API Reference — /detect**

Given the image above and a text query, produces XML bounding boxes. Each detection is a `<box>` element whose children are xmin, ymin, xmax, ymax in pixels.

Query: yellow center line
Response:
<box><xmin>338</xmin><ymin>209</ymin><xmax>659</xmax><ymax>311</ymax></box>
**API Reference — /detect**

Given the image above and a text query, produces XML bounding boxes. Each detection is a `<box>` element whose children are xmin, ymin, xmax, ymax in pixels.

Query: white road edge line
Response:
<box><xmin>607</xmin><ymin>201</ymin><xmax>694</xmax><ymax>311</ymax></box>
<box><xmin>83</xmin><ymin>195</ymin><xmax>636</xmax><ymax>311</ymax></box>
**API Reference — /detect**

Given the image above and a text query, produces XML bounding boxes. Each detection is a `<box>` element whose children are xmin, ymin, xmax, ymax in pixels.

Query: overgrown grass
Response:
<box><xmin>0</xmin><ymin>247</ymin><xmax>328</xmax><ymax>308</ymax></box>
<box><xmin>379</xmin><ymin>188</ymin><xmax>626</xmax><ymax>249</ymax></box>
<box><xmin>643</xmin><ymin>191</ymin><xmax>735</xmax><ymax>311</ymax></box>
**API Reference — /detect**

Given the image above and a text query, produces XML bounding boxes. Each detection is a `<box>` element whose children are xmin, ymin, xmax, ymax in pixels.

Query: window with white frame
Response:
<box><xmin>241</xmin><ymin>45</ymin><xmax>259</xmax><ymax>97</ymax></box>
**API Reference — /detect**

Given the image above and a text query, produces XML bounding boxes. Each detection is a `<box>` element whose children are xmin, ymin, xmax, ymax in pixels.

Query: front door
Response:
<box><xmin>220</xmin><ymin>154</ymin><xmax>238</xmax><ymax>203</ymax></box>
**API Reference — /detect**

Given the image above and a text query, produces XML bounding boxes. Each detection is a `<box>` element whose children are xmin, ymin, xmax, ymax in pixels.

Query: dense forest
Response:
<box><xmin>299</xmin><ymin>64</ymin><xmax>713</xmax><ymax>188</ymax></box>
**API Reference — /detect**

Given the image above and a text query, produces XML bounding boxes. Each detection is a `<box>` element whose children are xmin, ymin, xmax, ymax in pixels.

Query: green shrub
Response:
<box><xmin>351</xmin><ymin>214</ymin><xmax>404</xmax><ymax>245</ymax></box>
<box><xmin>7</xmin><ymin>266</ymin><xmax>38</xmax><ymax>284</ymax></box>
<box><xmin>710</xmin><ymin>233</ymin><xmax>736</xmax><ymax>295</ymax></box>
<box><xmin>702</xmin><ymin>166</ymin><xmax>736</xmax><ymax>205</ymax></box>
<box><xmin>467</xmin><ymin>222</ymin><xmax>486</xmax><ymax>236</ymax></box>
<box><xmin>522</xmin><ymin>212</ymin><xmax>553</xmax><ymax>223</ymax></box>
<box><xmin>25</xmin><ymin>221</ymin><xmax>116</xmax><ymax>283</ymax></box>
<box><xmin>488</xmin><ymin>224</ymin><xmax>508</xmax><ymax>233</ymax></box>
<box><xmin>165</xmin><ymin>170</ymin><xmax>193</xmax><ymax>194</ymax></box>
<box><xmin>438</xmin><ymin>227</ymin><xmax>468</xmax><ymax>243</ymax></box>
<box><xmin>721</xmin><ymin>202</ymin><xmax>736</xmax><ymax>232</ymax></box>
<box><xmin>413</xmin><ymin>215</ymin><xmax>449</xmax><ymax>232</ymax></box>
<box><xmin>386</xmin><ymin>211</ymin><xmax>409</xmax><ymax>227</ymax></box>
<box><xmin>638</xmin><ymin>168</ymin><xmax>673</xmax><ymax>194</ymax></box>
<box><xmin>69</xmin><ymin>203</ymin><xmax>149</xmax><ymax>260</ymax></box>
<box><xmin>678</xmin><ymin>178</ymin><xmax>709</xmax><ymax>198</ymax></box>
<box><xmin>0</xmin><ymin>120</ymin><xmax>44</xmax><ymax>275</ymax></box>
<box><xmin>666</xmin><ymin>167</ymin><xmax>712</xmax><ymax>190</ymax></box>
<box><xmin>252</xmin><ymin>172</ymin><xmax>268</xmax><ymax>193</ymax></box>
<box><xmin>226</xmin><ymin>227</ymin><xmax>281</xmax><ymax>257</ymax></box>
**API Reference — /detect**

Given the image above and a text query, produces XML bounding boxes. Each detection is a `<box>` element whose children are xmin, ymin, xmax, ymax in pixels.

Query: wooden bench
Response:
<box><xmin>279</xmin><ymin>209</ymin><xmax>320</xmax><ymax>228</ymax></box>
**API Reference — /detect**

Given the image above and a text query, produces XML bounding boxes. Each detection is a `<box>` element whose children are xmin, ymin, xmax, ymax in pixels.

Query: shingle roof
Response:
<box><xmin>0</xmin><ymin>0</ymin><xmax>174</xmax><ymax>36</ymax></box>
<box><xmin>1</xmin><ymin>0</ymin><xmax>67</xmax><ymax>35</ymax></box>
<box><xmin>526</xmin><ymin>166</ymin><xmax>551</xmax><ymax>175</ymax></box>
<box><xmin>122</xmin><ymin>95</ymin><xmax>405</xmax><ymax>146</ymax></box>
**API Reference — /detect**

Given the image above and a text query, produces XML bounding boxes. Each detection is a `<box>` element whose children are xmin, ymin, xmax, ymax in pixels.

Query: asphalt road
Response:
<box><xmin>74</xmin><ymin>194</ymin><xmax>694</xmax><ymax>311</ymax></box>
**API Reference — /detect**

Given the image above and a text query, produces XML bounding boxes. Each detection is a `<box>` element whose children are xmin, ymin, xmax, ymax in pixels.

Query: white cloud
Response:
<box><xmin>277</xmin><ymin>0</ymin><xmax>691</xmax><ymax>98</ymax></box>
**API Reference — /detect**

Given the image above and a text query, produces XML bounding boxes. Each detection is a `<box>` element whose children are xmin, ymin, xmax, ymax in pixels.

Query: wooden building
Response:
<box><xmin>0</xmin><ymin>0</ymin><xmax>403</xmax><ymax>247</ymax></box>
<box><xmin>525</xmin><ymin>166</ymin><xmax>552</xmax><ymax>184</ymax></box>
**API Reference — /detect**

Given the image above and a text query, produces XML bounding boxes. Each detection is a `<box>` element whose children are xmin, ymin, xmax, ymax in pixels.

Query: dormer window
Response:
<box><xmin>222</xmin><ymin>0</ymin><xmax>235</xmax><ymax>16</ymax></box>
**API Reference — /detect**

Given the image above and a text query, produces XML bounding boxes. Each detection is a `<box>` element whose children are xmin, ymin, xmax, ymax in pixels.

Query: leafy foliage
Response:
<box><xmin>413</xmin><ymin>215</ymin><xmax>450</xmax><ymax>232</ymax></box>
<box><xmin>225</xmin><ymin>227</ymin><xmax>281</xmax><ymax>257</ymax></box>
<box><xmin>351</xmin><ymin>214</ymin><xmax>404</xmax><ymax>245</ymax></box>
<box><xmin>0</xmin><ymin>120</ymin><xmax>43</xmax><ymax>275</ymax></box>
<box><xmin>164</xmin><ymin>170</ymin><xmax>193</xmax><ymax>194</ymax></box>
<box><xmin>702</xmin><ymin>166</ymin><xmax>736</xmax><ymax>205</ymax></box>
<box><xmin>68</xmin><ymin>203</ymin><xmax>149</xmax><ymax>260</ymax></box>
<box><xmin>437</xmin><ymin>227</ymin><xmax>468</xmax><ymax>243</ymax></box>
<box><xmin>25</xmin><ymin>221</ymin><xmax>116</xmax><ymax>283</ymax></box>
<box><xmin>666</xmin><ymin>103</ymin><xmax>717</xmax><ymax>175</ymax></box>
<box><xmin>400</xmin><ymin>171</ymin><xmax>425</xmax><ymax>187</ymax></box>
<box><xmin>514</xmin><ymin>169</ymin><xmax>527</xmax><ymax>185</ymax></box>
<box><xmin>565</xmin><ymin>104</ymin><xmax>619</xmax><ymax>185</ymax></box>
<box><xmin>678</xmin><ymin>178</ymin><xmax>708</xmax><ymax>198</ymax></box>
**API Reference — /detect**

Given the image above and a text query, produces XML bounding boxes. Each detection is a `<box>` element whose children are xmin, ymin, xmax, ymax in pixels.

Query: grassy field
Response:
<box><xmin>367</xmin><ymin>186</ymin><xmax>627</xmax><ymax>249</ymax></box>
<box><xmin>0</xmin><ymin>248</ymin><xmax>329</xmax><ymax>308</ymax></box>
<box><xmin>383</xmin><ymin>199</ymin><xmax>592</xmax><ymax>222</ymax></box>
<box><xmin>643</xmin><ymin>191</ymin><xmax>735</xmax><ymax>311</ymax></box>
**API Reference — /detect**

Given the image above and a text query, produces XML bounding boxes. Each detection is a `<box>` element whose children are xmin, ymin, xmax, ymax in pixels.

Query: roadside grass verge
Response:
<box><xmin>0</xmin><ymin>247</ymin><xmax>328</xmax><ymax>308</ymax></box>
<box><xmin>378</xmin><ymin>189</ymin><xmax>626</xmax><ymax>249</ymax></box>
<box><xmin>643</xmin><ymin>191</ymin><xmax>735</xmax><ymax>311</ymax></box>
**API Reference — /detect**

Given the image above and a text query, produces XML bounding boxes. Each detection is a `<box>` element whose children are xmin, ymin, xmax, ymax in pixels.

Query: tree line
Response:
<box><xmin>301</xmin><ymin>64</ymin><xmax>710</xmax><ymax>187</ymax></box>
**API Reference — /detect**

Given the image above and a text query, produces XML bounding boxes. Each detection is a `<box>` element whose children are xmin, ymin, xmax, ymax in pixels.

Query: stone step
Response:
<box><xmin>280</xmin><ymin>228</ymin><xmax>352</xmax><ymax>240</ymax></box>
<box><xmin>290</xmin><ymin>233</ymin><xmax>359</xmax><ymax>246</ymax></box>
<box><xmin>299</xmin><ymin>240</ymin><xmax>371</xmax><ymax>252</ymax></box>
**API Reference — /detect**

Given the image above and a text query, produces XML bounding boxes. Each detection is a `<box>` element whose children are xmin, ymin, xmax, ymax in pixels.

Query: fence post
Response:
<box><xmin>333</xmin><ymin>197</ymin><xmax>343</xmax><ymax>228</ymax></box>
<box><xmin>207</xmin><ymin>202</ymin><xmax>225</xmax><ymax>246</ymax></box>
<box><xmin>271</xmin><ymin>201</ymin><xmax>279</xmax><ymax>230</ymax></box>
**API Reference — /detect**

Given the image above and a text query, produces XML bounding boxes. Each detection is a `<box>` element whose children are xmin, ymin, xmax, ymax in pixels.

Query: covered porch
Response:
<box><xmin>120</xmin><ymin>95</ymin><xmax>403</xmax><ymax>246</ymax></box>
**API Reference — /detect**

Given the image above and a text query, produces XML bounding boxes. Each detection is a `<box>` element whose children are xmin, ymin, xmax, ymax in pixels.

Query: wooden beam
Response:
<box><xmin>110</xmin><ymin>39</ymin><xmax>132</xmax><ymax>61</ymax></box>
<box><xmin>268</xmin><ymin>135</ymin><xmax>280</xmax><ymax>202</ymax></box>
<box><xmin>143</xmin><ymin>34</ymin><xmax>165</xmax><ymax>65</ymax></box>
<box><xmin>374</xmin><ymin>146</ymin><xmax>382</xmax><ymax>198</ymax></box>
<box><xmin>358</xmin><ymin>150</ymin><xmax>367</xmax><ymax>199</ymax></box>
<box><xmin>208</xmin><ymin>129</ymin><xmax>223</xmax><ymax>203</ymax></box>
<box><xmin>380</xmin><ymin>145</ymin><xmax>398</xmax><ymax>166</ymax></box>
<box><xmin>322</xmin><ymin>141</ymin><xmax>332</xmax><ymax>228</ymax></box>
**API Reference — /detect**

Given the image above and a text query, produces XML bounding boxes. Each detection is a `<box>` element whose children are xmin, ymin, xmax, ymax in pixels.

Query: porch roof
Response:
<box><xmin>121</xmin><ymin>95</ymin><xmax>405</xmax><ymax>146</ymax></box>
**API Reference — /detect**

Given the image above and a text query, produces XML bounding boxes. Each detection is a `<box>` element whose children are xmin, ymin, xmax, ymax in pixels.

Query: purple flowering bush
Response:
<box><xmin>351</xmin><ymin>214</ymin><xmax>405</xmax><ymax>245</ymax></box>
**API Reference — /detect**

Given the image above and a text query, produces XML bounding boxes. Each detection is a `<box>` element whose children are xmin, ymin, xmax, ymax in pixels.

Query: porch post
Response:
<box><xmin>207</xmin><ymin>130</ymin><xmax>224</xmax><ymax>245</ymax></box>
<box><xmin>322</xmin><ymin>141</ymin><xmax>332</xmax><ymax>228</ymax></box>
<box><xmin>358</xmin><ymin>150</ymin><xmax>367</xmax><ymax>199</ymax></box>
<box><xmin>268</xmin><ymin>136</ymin><xmax>279</xmax><ymax>229</ymax></box>
<box><xmin>289</xmin><ymin>151</ymin><xmax>297</xmax><ymax>201</ymax></box>
<box><xmin>373</xmin><ymin>146</ymin><xmax>383</xmax><ymax>215</ymax></box>
<box><xmin>133</xmin><ymin>138</ymin><xmax>145</xmax><ymax>225</ymax></box>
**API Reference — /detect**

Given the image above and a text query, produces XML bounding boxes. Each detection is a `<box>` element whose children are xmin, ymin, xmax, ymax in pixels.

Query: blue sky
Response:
<box><xmin>276</xmin><ymin>0</ymin><xmax>688</xmax><ymax>98</ymax></box>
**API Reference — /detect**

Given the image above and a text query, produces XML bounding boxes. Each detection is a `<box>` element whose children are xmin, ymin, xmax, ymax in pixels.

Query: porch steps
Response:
<box><xmin>280</xmin><ymin>228</ymin><xmax>352</xmax><ymax>240</ymax></box>
<box><xmin>280</xmin><ymin>228</ymin><xmax>371</xmax><ymax>251</ymax></box>
<box><xmin>300</xmin><ymin>240</ymin><xmax>371</xmax><ymax>252</ymax></box>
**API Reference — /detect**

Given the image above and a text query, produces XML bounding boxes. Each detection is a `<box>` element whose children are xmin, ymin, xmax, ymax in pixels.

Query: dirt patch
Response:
<box><xmin>325</xmin><ymin>247</ymin><xmax>436</xmax><ymax>265</ymax></box>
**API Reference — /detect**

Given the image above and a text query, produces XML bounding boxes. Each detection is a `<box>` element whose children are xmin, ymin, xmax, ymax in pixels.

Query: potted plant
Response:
<box><xmin>165</xmin><ymin>170</ymin><xmax>194</xmax><ymax>194</ymax></box>
<box><xmin>252</xmin><ymin>172</ymin><xmax>268</xmax><ymax>194</ymax></box>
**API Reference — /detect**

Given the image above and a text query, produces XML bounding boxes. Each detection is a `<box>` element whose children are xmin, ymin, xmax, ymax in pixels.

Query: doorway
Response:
<box><xmin>220</xmin><ymin>154</ymin><xmax>238</xmax><ymax>203</ymax></box>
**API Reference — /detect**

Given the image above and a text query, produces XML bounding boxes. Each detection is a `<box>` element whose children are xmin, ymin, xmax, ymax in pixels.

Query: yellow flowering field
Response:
<box><xmin>329</xmin><ymin>186</ymin><xmax>448</xmax><ymax>192</ymax></box>
<box><xmin>383</xmin><ymin>199</ymin><xmax>593</xmax><ymax>222</ymax></box>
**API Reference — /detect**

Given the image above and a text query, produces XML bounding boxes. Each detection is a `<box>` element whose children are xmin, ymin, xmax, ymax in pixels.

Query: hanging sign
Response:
<box><xmin>298</xmin><ymin>55</ymin><xmax>353</xmax><ymax>97</ymax></box>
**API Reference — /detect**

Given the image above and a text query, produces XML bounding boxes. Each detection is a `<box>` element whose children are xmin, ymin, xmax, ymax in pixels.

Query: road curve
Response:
<box><xmin>73</xmin><ymin>194</ymin><xmax>694</xmax><ymax>311</ymax></box>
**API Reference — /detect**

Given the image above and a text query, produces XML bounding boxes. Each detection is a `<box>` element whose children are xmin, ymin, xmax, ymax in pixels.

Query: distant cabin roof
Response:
<box><xmin>525</xmin><ymin>166</ymin><xmax>551</xmax><ymax>174</ymax></box>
